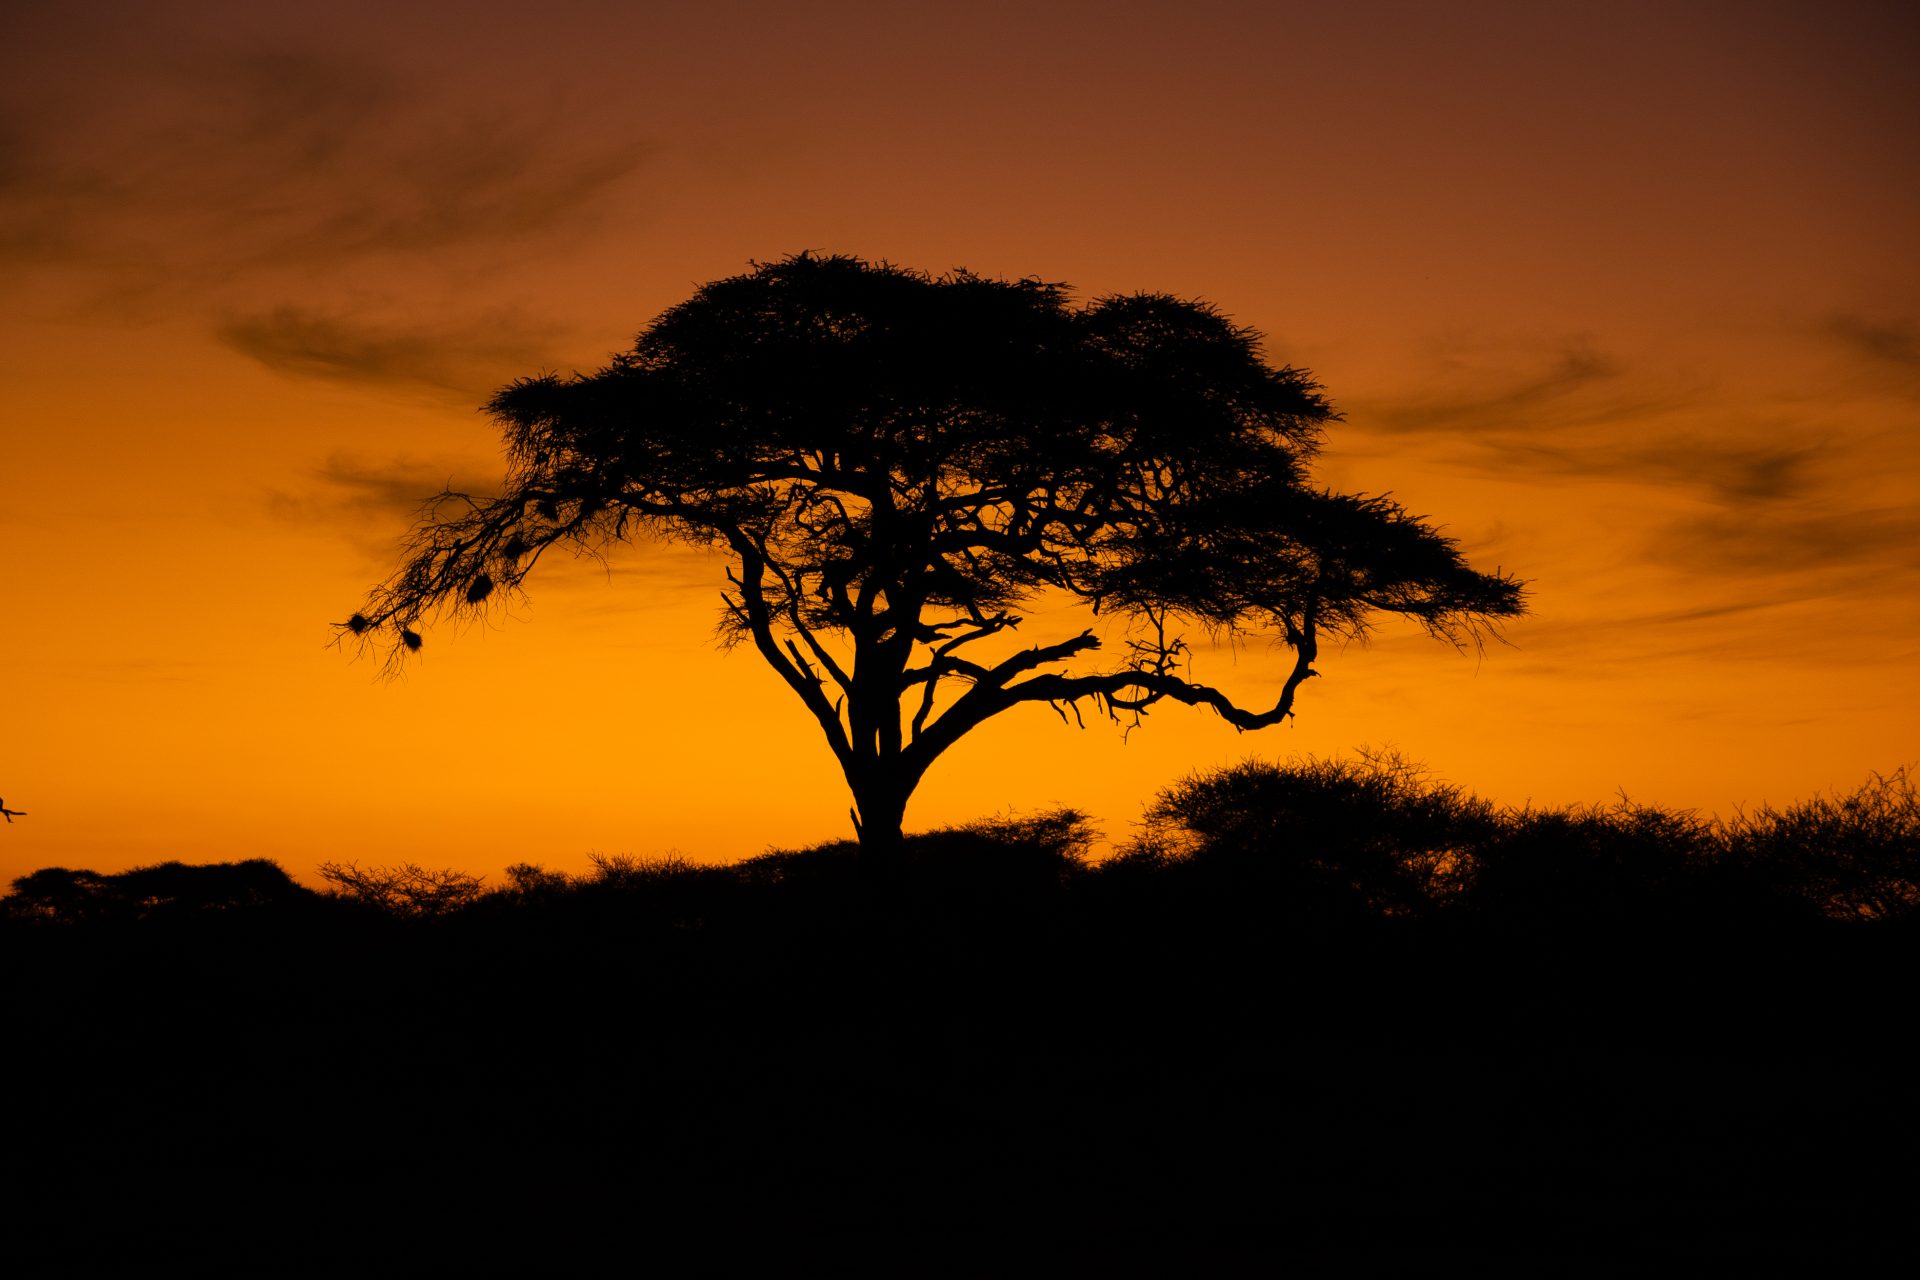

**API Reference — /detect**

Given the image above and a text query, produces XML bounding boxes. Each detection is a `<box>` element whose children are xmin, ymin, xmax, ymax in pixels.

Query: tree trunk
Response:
<box><xmin>849</xmin><ymin>767</ymin><xmax>912</xmax><ymax>872</ymax></box>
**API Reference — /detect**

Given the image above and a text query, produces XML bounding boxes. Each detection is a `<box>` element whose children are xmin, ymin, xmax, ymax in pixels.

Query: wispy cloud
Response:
<box><xmin>218</xmin><ymin>306</ymin><xmax>567</xmax><ymax>399</ymax></box>
<box><xmin>0</xmin><ymin>43</ymin><xmax>653</xmax><ymax>308</ymax></box>
<box><xmin>1365</xmin><ymin>340</ymin><xmax>1631</xmax><ymax>435</ymax></box>
<box><xmin>1350</xmin><ymin>341</ymin><xmax>1823</xmax><ymax>505</ymax></box>
<box><xmin>319</xmin><ymin>452</ymin><xmax>497</xmax><ymax>517</ymax></box>
<box><xmin>1826</xmin><ymin>314</ymin><xmax>1920</xmax><ymax>371</ymax></box>
<box><xmin>281</xmin><ymin>450</ymin><xmax>731</xmax><ymax>602</ymax></box>
<box><xmin>1661</xmin><ymin>503</ymin><xmax>1920</xmax><ymax>580</ymax></box>
<box><xmin>1496</xmin><ymin>432</ymin><xmax>1825</xmax><ymax>508</ymax></box>
<box><xmin>1341</xmin><ymin>334</ymin><xmax>1920</xmax><ymax>671</ymax></box>
<box><xmin>268</xmin><ymin>451</ymin><xmax>501</xmax><ymax>536</ymax></box>
<box><xmin>269</xmin><ymin>448</ymin><xmax>511</xmax><ymax>571</ymax></box>
<box><xmin>1823</xmin><ymin>312</ymin><xmax>1920</xmax><ymax>402</ymax></box>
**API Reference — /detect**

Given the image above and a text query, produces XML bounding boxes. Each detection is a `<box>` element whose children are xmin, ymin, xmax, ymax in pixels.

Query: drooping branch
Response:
<box><xmin>722</xmin><ymin>540</ymin><xmax>853</xmax><ymax>768</ymax></box>
<box><xmin>902</xmin><ymin>604</ymin><xmax>1321</xmax><ymax>780</ymax></box>
<box><xmin>756</xmin><ymin>534</ymin><xmax>853</xmax><ymax>697</ymax></box>
<box><xmin>1095</xmin><ymin>603</ymin><xmax>1321</xmax><ymax>728</ymax></box>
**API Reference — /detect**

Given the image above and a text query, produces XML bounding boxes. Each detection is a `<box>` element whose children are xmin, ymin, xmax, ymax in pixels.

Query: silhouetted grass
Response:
<box><xmin>18</xmin><ymin>761</ymin><xmax>1899</xmax><ymax>936</ymax></box>
<box><xmin>3</xmin><ymin>764</ymin><xmax>1915</xmax><ymax>1268</ymax></box>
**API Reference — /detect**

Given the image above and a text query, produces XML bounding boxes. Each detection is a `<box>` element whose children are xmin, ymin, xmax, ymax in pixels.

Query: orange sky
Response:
<box><xmin>3</xmin><ymin>0</ymin><xmax>1916</xmax><ymax>886</ymax></box>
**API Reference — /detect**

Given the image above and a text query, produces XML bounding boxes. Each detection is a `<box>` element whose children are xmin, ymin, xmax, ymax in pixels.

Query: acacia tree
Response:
<box><xmin>343</xmin><ymin>254</ymin><xmax>1524</xmax><ymax>858</ymax></box>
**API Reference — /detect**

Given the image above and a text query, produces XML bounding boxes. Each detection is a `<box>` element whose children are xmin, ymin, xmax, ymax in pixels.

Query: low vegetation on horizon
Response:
<box><xmin>8</xmin><ymin>755</ymin><xmax>1914</xmax><ymax>931</ymax></box>
<box><xmin>9</xmin><ymin>754</ymin><xmax>1915</xmax><ymax>1267</ymax></box>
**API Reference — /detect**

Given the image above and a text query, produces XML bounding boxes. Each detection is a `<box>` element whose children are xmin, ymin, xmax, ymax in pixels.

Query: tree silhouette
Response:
<box><xmin>343</xmin><ymin>254</ymin><xmax>1524</xmax><ymax>858</ymax></box>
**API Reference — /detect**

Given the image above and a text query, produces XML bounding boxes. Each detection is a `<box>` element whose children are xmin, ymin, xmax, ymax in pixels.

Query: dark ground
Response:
<box><xmin>3</xmin><ymin>837</ymin><xmax>1913</xmax><ymax>1275</ymax></box>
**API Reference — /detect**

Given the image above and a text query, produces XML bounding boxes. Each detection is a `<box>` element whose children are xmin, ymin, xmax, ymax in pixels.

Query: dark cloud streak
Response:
<box><xmin>1660</xmin><ymin>504</ymin><xmax>1920</xmax><ymax>581</ymax></box>
<box><xmin>1826</xmin><ymin>314</ymin><xmax>1920</xmax><ymax>371</ymax></box>
<box><xmin>268</xmin><ymin>451</ymin><xmax>503</xmax><ymax>568</ymax></box>
<box><xmin>1496</xmin><ymin>435</ymin><xmax>1826</xmax><ymax>508</ymax></box>
<box><xmin>218</xmin><ymin>306</ymin><xmax>567</xmax><ymax>399</ymax></box>
<box><xmin>272</xmin><ymin>450</ymin><xmax>729</xmax><ymax>599</ymax></box>
<box><xmin>268</xmin><ymin>451</ymin><xmax>501</xmax><ymax>527</ymax></box>
<box><xmin>1353</xmin><ymin>343</ymin><xmax>1826</xmax><ymax>508</ymax></box>
<box><xmin>1824</xmin><ymin>313</ymin><xmax>1920</xmax><ymax>405</ymax></box>
<box><xmin>1345</xmin><ymin>339</ymin><xmax>1918</xmax><ymax>630</ymax></box>
<box><xmin>1367</xmin><ymin>342</ymin><xmax>1628</xmax><ymax>434</ymax></box>
<box><xmin>0</xmin><ymin>44</ymin><xmax>654</xmax><ymax>304</ymax></box>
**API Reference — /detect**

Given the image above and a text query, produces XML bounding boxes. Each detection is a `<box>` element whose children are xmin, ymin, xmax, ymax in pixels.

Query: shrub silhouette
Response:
<box><xmin>738</xmin><ymin>809</ymin><xmax>1091</xmax><ymax>889</ymax></box>
<box><xmin>583</xmin><ymin>850</ymin><xmax>708</xmax><ymax>887</ymax></box>
<box><xmin>4</xmin><ymin>867</ymin><xmax>120</xmax><ymax>922</ymax></box>
<box><xmin>114</xmin><ymin>859</ymin><xmax>307</xmax><ymax>914</ymax></box>
<box><xmin>1721</xmin><ymin>766</ymin><xmax>1920</xmax><ymax>920</ymax></box>
<box><xmin>315</xmin><ymin>860</ymin><xmax>486</xmax><ymax>917</ymax></box>
<box><xmin>716</xmin><ymin>810</ymin><xmax>1093</xmax><ymax>942</ymax></box>
<box><xmin>5</xmin><ymin>859</ymin><xmax>306</xmax><ymax>923</ymax></box>
<box><xmin>1125</xmin><ymin>751</ymin><xmax>1497</xmax><ymax>924</ymax></box>
<box><xmin>1112</xmin><ymin>755</ymin><xmax>1920</xmax><ymax>936</ymax></box>
<box><xmin>500</xmin><ymin>861</ymin><xmax>571</xmax><ymax>897</ymax></box>
<box><xmin>1465</xmin><ymin>797</ymin><xmax>1725</xmax><ymax>934</ymax></box>
<box><xmin>5</xmin><ymin>764</ymin><xmax>1908</xmax><ymax>942</ymax></box>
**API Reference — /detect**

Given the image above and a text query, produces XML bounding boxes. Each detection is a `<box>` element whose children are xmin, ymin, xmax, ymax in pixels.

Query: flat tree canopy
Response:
<box><xmin>344</xmin><ymin>253</ymin><xmax>1525</xmax><ymax>855</ymax></box>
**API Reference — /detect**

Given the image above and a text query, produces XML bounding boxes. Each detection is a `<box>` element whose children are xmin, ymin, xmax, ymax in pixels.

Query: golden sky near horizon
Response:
<box><xmin>3</xmin><ymin>0</ymin><xmax>1916</xmax><ymax>886</ymax></box>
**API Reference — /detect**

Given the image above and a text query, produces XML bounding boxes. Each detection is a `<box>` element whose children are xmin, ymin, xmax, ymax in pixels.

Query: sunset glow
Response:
<box><xmin>4</xmin><ymin>0</ymin><xmax>1915</xmax><ymax>886</ymax></box>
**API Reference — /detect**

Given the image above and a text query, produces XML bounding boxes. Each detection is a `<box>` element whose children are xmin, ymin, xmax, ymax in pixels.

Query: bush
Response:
<box><xmin>3</xmin><ymin>867</ymin><xmax>121</xmax><ymax>922</ymax></box>
<box><xmin>1126</xmin><ymin>750</ymin><xmax>1498</xmax><ymax>919</ymax></box>
<box><xmin>583</xmin><ymin>851</ymin><xmax>705</xmax><ymax>887</ymax></box>
<box><xmin>1466</xmin><ymin>797</ymin><xmax>1723</xmax><ymax>932</ymax></box>
<box><xmin>315</xmin><ymin>861</ymin><xmax>486</xmax><ymax>918</ymax></box>
<box><xmin>4</xmin><ymin>859</ymin><xmax>307</xmax><ymax>923</ymax></box>
<box><xmin>1722</xmin><ymin>767</ymin><xmax>1920</xmax><ymax>920</ymax></box>
<box><xmin>500</xmin><ymin>862</ymin><xmax>572</xmax><ymax>897</ymax></box>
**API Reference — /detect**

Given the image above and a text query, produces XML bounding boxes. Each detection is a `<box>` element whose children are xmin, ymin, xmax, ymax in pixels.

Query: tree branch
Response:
<box><xmin>723</xmin><ymin>539</ymin><xmax>853</xmax><ymax>767</ymax></box>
